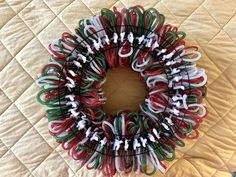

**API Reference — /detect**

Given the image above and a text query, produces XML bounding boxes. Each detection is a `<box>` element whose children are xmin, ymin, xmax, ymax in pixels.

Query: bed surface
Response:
<box><xmin>1</xmin><ymin>0</ymin><xmax>236</xmax><ymax>176</ymax></box>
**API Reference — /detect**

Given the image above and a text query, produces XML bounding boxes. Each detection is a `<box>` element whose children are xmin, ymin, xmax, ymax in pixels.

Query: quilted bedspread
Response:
<box><xmin>1</xmin><ymin>0</ymin><xmax>236</xmax><ymax>177</ymax></box>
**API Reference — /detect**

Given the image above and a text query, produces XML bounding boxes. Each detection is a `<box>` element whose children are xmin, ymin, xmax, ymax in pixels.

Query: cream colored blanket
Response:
<box><xmin>1</xmin><ymin>0</ymin><xmax>236</xmax><ymax>176</ymax></box>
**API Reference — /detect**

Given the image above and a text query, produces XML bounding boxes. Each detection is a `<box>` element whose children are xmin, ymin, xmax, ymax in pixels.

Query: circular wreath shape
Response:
<box><xmin>37</xmin><ymin>6</ymin><xmax>207</xmax><ymax>177</ymax></box>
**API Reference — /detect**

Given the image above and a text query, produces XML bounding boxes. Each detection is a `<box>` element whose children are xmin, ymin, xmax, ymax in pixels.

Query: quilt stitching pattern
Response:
<box><xmin>1</xmin><ymin>0</ymin><xmax>236</xmax><ymax>176</ymax></box>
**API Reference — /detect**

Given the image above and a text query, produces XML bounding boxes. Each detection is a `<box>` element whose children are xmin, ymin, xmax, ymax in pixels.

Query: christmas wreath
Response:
<box><xmin>37</xmin><ymin>5</ymin><xmax>207</xmax><ymax>177</ymax></box>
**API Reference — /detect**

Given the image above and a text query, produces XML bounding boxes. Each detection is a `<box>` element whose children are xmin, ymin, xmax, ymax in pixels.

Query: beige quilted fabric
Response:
<box><xmin>1</xmin><ymin>0</ymin><xmax>236</xmax><ymax>177</ymax></box>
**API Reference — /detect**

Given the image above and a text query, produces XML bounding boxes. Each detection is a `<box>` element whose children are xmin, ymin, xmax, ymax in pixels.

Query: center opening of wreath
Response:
<box><xmin>102</xmin><ymin>67</ymin><xmax>147</xmax><ymax>115</ymax></box>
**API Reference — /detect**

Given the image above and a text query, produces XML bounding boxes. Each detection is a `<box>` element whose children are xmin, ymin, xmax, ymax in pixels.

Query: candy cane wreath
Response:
<box><xmin>36</xmin><ymin>6</ymin><xmax>207</xmax><ymax>177</ymax></box>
